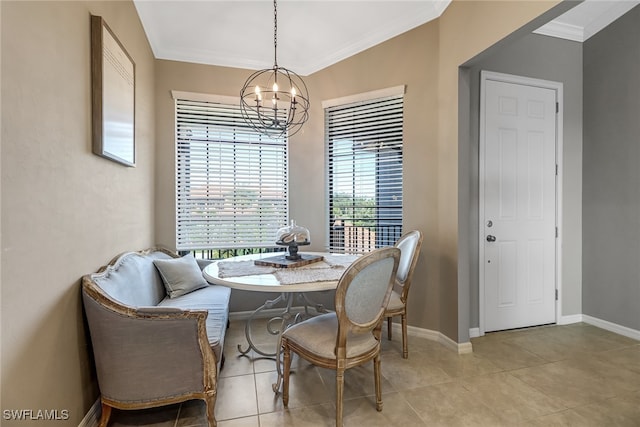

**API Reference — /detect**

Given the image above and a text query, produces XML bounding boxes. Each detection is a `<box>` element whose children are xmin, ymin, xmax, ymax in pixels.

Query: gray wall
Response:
<box><xmin>463</xmin><ymin>33</ymin><xmax>584</xmax><ymax>330</ymax></box>
<box><xmin>583</xmin><ymin>5</ymin><xmax>640</xmax><ymax>331</ymax></box>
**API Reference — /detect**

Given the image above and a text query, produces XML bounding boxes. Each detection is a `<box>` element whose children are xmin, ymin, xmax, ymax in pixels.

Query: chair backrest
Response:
<box><xmin>335</xmin><ymin>247</ymin><xmax>400</xmax><ymax>335</ymax></box>
<box><xmin>395</xmin><ymin>230</ymin><xmax>423</xmax><ymax>287</ymax></box>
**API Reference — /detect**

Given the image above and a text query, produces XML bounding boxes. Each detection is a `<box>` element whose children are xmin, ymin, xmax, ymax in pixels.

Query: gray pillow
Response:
<box><xmin>153</xmin><ymin>254</ymin><xmax>208</xmax><ymax>298</ymax></box>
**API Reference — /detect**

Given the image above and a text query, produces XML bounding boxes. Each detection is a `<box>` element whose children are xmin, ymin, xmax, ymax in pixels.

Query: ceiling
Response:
<box><xmin>134</xmin><ymin>0</ymin><xmax>451</xmax><ymax>76</ymax></box>
<box><xmin>134</xmin><ymin>0</ymin><xmax>639</xmax><ymax>76</ymax></box>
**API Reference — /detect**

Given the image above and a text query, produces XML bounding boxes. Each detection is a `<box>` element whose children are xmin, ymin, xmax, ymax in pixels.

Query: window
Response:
<box><xmin>325</xmin><ymin>87</ymin><xmax>404</xmax><ymax>253</ymax></box>
<box><xmin>174</xmin><ymin>93</ymin><xmax>288</xmax><ymax>251</ymax></box>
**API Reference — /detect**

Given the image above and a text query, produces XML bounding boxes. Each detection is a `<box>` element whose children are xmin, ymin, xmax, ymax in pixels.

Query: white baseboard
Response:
<box><xmin>558</xmin><ymin>314</ymin><xmax>583</xmax><ymax>325</ymax></box>
<box><xmin>582</xmin><ymin>315</ymin><xmax>640</xmax><ymax>341</ymax></box>
<box><xmin>469</xmin><ymin>327</ymin><xmax>481</xmax><ymax>338</ymax></box>
<box><xmin>468</xmin><ymin>314</ymin><xmax>639</xmax><ymax>342</ymax></box>
<box><xmin>78</xmin><ymin>399</ymin><xmax>100</xmax><ymax>427</ymax></box>
<box><xmin>448</xmin><ymin>337</ymin><xmax>473</xmax><ymax>354</ymax></box>
<box><xmin>403</xmin><ymin>323</ymin><xmax>473</xmax><ymax>354</ymax></box>
<box><xmin>468</xmin><ymin>315</ymin><xmax>582</xmax><ymax>337</ymax></box>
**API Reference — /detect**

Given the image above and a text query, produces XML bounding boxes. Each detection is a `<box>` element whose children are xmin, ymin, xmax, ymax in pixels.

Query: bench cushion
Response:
<box><xmin>158</xmin><ymin>285</ymin><xmax>231</xmax><ymax>362</ymax></box>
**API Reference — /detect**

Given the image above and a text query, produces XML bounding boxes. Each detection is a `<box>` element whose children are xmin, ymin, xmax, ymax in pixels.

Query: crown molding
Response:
<box><xmin>582</xmin><ymin>1</ymin><xmax>639</xmax><ymax>40</ymax></box>
<box><xmin>533</xmin><ymin>20</ymin><xmax>585</xmax><ymax>42</ymax></box>
<box><xmin>298</xmin><ymin>0</ymin><xmax>450</xmax><ymax>75</ymax></box>
<box><xmin>534</xmin><ymin>0</ymin><xmax>639</xmax><ymax>43</ymax></box>
<box><xmin>137</xmin><ymin>0</ymin><xmax>451</xmax><ymax>76</ymax></box>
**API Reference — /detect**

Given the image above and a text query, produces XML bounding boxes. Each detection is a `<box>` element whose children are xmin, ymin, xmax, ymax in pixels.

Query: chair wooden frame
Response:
<box><xmin>385</xmin><ymin>230</ymin><xmax>424</xmax><ymax>358</ymax></box>
<box><xmin>281</xmin><ymin>247</ymin><xmax>400</xmax><ymax>427</ymax></box>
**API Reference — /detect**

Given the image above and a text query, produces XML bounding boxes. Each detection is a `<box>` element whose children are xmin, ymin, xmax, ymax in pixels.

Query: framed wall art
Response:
<box><xmin>91</xmin><ymin>15</ymin><xmax>136</xmax><ymax>166</ymax></box>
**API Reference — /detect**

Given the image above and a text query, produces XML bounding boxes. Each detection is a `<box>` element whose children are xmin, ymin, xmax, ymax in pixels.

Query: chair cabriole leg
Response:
<box><xmin>205</xmin><ymin>393</ymin><xmax>217</xmax><ymax>427</ymax></box>
<box><xmin>98</xmin><ymin>402</ymin><xmax>111</xmax><ymax>427</ymax></box>
<box><xmin>374</xmin><ymin>354</ymin><xmax>383</xmax><ymax>411</ymax></box>
<box><xmin>282</xmin><ymin>341</ymin><xmax>291</xmax><ymax>406</ymax></box>
<box><xmin>401</xmin><ymin>313</ymin><xmax>408</xmax><ymax>359</ymax></box>
<box><xmin>336</xmin><ymin>367</ymin><xmax>345</xmax><ymax>427</ymax></box>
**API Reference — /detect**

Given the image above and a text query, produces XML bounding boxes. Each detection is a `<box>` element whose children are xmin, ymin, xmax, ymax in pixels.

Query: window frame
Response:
<box><xmin>173</xmin><ymin>90</ymin><xmax>289</xmax><ymax>252</ymax></box>
<box><xmin>323</xmin><ymin>86</ymin><xmax>405</xmax><ymax>254</ymax></box>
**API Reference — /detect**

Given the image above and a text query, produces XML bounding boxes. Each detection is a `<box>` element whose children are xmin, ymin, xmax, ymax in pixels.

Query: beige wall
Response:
<box><xmin>1</xmin><ymin>1</ymin><xmax>155</xmax><ymax>424</ymax></box>
<box><xmin>303</xmin><ymin>22</ymin><xmax>443</xmax><ymax>332</ymax></box>
<box><xmin>154</xmin><ymin>24</ymin><xmax>443</xmax><ymax>321</ymax></box>
<box><xmin>0</xmin><ymin>1</ymin><xmax>563</xmax><ymax>423</ymax></box>
<box><xmin>156</xmin><ymin>1</ymin><xmax>560</xmax><ymax>339</ymax></box>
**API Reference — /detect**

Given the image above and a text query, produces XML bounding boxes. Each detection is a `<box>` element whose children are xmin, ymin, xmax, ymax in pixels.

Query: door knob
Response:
<box><xmin>486</xmin><ymin>235</ymin><xmax>496</xmax><ymax>242</ymax></box>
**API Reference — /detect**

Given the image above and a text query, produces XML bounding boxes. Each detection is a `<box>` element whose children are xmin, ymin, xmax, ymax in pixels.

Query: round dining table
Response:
<box><xmin>202</xmin><ymin>251</ymin><xmax>360</xmax><ymax>392</ymax></box>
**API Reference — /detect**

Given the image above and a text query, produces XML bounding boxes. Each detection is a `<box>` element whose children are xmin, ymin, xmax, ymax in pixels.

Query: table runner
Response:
<box><xmin>216</xmin><ymin>254</ymin><xmax>360</xmax><ymax>285</ymax></box>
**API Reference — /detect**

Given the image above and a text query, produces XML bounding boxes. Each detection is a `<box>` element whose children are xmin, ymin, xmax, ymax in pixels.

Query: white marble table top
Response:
<box><xmin>203</xmin><ymin>252</ymin><xmax>359</xmax><ymax>293</ymax></box>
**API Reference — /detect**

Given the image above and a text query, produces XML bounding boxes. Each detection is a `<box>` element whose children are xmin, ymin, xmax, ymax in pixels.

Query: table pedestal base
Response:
<box><xmin>237</xmin><ymin>292</ymin><xmax>328</xmax><ymax>393</ymax></box>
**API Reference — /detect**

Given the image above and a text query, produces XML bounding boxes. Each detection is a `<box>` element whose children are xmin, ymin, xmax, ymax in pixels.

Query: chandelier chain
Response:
<box><xmin>273</xmin><ymin>0</ymin><xmax>278</xmax><ymax>68</ymax></box>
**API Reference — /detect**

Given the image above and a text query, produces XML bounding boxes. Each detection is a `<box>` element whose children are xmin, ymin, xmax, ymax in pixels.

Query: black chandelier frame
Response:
<box><xmin>239</xmin><ymin>0</ymin><xmax>310</xmax><ymax>139</ymax></box>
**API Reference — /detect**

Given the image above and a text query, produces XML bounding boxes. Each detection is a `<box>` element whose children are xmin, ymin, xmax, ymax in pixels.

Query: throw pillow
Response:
<box><xmin>153</xmin><ymin>254</ymin><xmax>208</xmax><ymax>298</ymax></box>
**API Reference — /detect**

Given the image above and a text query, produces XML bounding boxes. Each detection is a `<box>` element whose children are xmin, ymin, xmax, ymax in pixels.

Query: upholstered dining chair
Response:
<box><xmin>384</xmin><ymin>230</ymin><xmax>424</xmax><ymax>358</ymax></box>
<box><xmin>281</xmin><ymin>247</ymin><xmax>400</xmax><ymax>427</ymax></box>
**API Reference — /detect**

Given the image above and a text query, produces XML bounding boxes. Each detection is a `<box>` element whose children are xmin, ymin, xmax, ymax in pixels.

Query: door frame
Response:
<box><xmin>478</xmin><ymin>70</ymin><xmax>564</xmax><ymax>336</ymax></box>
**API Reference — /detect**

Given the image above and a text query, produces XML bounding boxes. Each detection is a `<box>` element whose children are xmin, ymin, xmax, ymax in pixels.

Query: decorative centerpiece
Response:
<box><xmin>254</xmin><ymin>220</ymin><xmax>322</xmax><ymax>267</ymax></box>
<box><xmin>276</xmin><ymin>220</ymin><xmax>310</xmax><ymax>260</ymax></box>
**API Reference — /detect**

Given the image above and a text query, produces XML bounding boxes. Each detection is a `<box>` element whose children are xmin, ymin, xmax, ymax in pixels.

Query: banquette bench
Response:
<box><xmin>82</xmin><ymin>247</ymin><xmax>230</xmax><ymax>427</ymax></box>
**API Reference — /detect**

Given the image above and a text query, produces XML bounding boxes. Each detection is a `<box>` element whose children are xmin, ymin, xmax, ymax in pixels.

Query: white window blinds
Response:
<box><xmin>175</xmin><ymin>97</ymin><xmax>288</xmax><ymax>250</ymax></box>
<box><xmin>325</xmin><ymin>93</ymin><xmax>403</xmax><ymax>253</ymax></box>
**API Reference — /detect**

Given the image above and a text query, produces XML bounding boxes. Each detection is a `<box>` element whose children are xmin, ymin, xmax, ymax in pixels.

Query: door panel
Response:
<box><xmin>482</xmin><ymin>78</ymin><xmax>557</xmax><ymax>332</ymax></box>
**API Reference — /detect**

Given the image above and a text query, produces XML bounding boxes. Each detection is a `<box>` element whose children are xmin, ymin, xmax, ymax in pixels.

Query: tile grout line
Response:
<box><xmin>254</xmin><ymin>362</ymin><xmax>262</xmax><ymax>427</ymax></box>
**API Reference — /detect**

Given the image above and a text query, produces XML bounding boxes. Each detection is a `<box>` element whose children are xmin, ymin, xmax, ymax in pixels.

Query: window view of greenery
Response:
<box><xmin>331</xmin><ymin>194</ymin><xmax>377</xmax><ymax>227</ymax></box>
<box><xmin>328</xmin><ymin>165</ymin><xmax>402</xmax><ymax>254</ymax></box>
<box><xmin>326</xmin><ymin>95</ymin><xmax>404</xmax><ymax>253</ymax></box>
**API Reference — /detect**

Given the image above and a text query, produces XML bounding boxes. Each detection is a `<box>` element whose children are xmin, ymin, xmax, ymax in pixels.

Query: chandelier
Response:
<box><xmin>240</xmin><ymin>0</ymin><xmax>310</xmax><ymax>138</ymax></box>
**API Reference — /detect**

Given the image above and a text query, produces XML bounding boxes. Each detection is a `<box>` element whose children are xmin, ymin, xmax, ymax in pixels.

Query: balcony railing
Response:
<box><xmin>183</xmin><ymin>247</ymin><xmax>285</xmax><ymax>260</ymax></box>
<box><xmin>184</xmin><ymin>224</ymin><xmax>402</xmax><ymax>259</ymax></box>
<box><xmin>330</xmin><ymin>224</ymin><xmax>402</xmax><ymax>254</ymax></box>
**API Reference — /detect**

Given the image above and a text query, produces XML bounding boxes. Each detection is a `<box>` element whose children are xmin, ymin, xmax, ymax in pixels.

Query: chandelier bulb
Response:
<box><xmin>254</xmin><ymin>86</ymin><xmax>262</xmax><ymax>104</ymax></box>
<box><xmin>273</xmin><ymin>82</ymin><xmax>279</xmax><ymax>92</ymax></box>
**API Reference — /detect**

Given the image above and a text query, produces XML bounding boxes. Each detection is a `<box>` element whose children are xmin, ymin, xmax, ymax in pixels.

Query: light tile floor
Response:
<box><xmin>108</xmin><ymin>319</ymin><xmax>640</xmax><ymax>426</ymax></box>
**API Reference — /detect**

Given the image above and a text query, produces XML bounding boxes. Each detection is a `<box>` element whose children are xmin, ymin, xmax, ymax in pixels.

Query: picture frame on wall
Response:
<box><xmin>91</xmin><ymin>15</ymin><xmax>136</xmax><ymax>167</ymax></box>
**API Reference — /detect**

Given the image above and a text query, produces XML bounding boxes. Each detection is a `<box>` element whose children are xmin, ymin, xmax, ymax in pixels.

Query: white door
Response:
<box><xmin>480</xmin><ymin>72</ymin><xmax>558</xmax><ymax>333</ymax></box>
